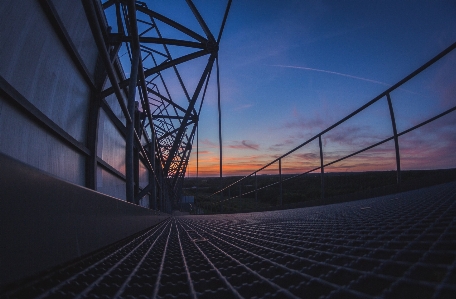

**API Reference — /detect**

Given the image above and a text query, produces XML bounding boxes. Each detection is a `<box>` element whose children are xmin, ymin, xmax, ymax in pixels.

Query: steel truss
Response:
<box><xmin>85</xmin><ymin>0</ymin><xmax>232</xmax><ymax>208</ymax></box>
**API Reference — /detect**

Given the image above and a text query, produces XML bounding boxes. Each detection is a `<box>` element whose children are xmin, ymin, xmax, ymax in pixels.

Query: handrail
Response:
<box><xmin>206</xmin><ymin>41</ymin><xmax>456</xmax><ymax>205</ymax></box>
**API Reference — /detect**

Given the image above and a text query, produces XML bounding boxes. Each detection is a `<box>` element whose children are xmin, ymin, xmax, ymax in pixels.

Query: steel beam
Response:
<box><xmin>0</xmin><ymin>75</ymin><xmax>90</xmax><ymax>156</ymax></box>
<box><xmin>38</xmin><ymin>0</ymin><xmax>96</xmax><ymax>90</ymax></box>
<box><xmin>147</xmin><ymin>88</ymin><xmax>187</xmax><ymax>114</ymax></box>
<box><xmin>101</xmin><ymin>49</ymin><xmax>208</xmax><ymax>98</ymax></box>
<box><xmin>81</xmin><ymin>0</ymin><xmax>132</xmax><ymax>124</ymax></box>
<box><xmin>97</xmin><ymin>157</ymin><xmax>126</xmax><ymax>181</ymax></box>
<box><xmin>135</xmin><ymin>5</ymin><xmax>207</xmax><ymax>43</ymax></box>
<box><xmin>185</xmin><ymin>0</ymin><xmax>216</xmax><ymax>42</ymax></box>
<box><xmin>97</xmin><ymin>1</ymin><xmax>231</xmax><ymax>208</ymax></box>
<box><xmin>109</xmin><ymin>35</ymin><xmax>206</xmax><ymax>49</ymax></box>
<box><xmin>85</xmin><ymin>92</ymin><xmax>101</xmax><ymax>190</ymax></box>
<box><xmin>125</xmin><ymin>47</ymin><xmax>140</xmax><ymax>203</ymax></box>
<box><xmin>163</xmin><ymin>55</ymin><xmax>215</xmax><ymax>176</ymax></box>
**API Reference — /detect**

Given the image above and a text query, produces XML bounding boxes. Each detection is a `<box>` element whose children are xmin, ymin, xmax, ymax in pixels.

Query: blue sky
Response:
<box><xmin>109</xmin><ymin>1</ymin><xmax>456</xmax><ymax>177</ymax></box>
<box><xmin>184</xmin><ymin>0</ymin><xmax>456</xmax><ymax>176</ymax></box>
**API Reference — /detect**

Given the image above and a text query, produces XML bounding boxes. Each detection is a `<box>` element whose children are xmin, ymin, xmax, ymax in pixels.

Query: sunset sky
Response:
<box><xmin>123</xmin><ymin>1</ymin><xmax>456</xmax><ymax>177</ymax></box>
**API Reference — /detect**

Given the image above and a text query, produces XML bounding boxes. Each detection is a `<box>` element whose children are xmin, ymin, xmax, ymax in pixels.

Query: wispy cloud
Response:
<box><xmin>194</xmin><ymin>150</ymin><xmax>212</xmax><ymax>155</ymax></box>
<box><xmin>268</xmin><ymin>139</ymin><xmax>295</xmax><ymax>151</ymax></box>
<box><xmin>227</xmin><ymin>140</ymin><xmax>260</xmax><ymax>151</ymax></box>
<box><xmin>200</xmin><ymin>139</ymin><xmax>218</xmax><ymax>148</ymax></box>
<box><xmin>284</xmin><ymin>116</ymin><xmax>327</xmax><ymax>131</ymax></box>
<box><xmin>189</xmin><ymin>111</ymin><xmax>456</xmax><ymax>176</ymax></box>
<box><xmin>242</xmin><ymin>140</ymin><xmax>260</xmax><ymax>150</ymax></box>
<box><xmin>271</xmin><ymin>64</ymin><xmax>392</xmax><ymax>87</ymax></box>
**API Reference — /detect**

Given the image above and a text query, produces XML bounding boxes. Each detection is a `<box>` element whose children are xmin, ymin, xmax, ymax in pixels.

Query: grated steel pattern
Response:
<box><xmin>2</xmin><ymin>182</ymin><xmax>456</xmax><ymax>299</ymax></box>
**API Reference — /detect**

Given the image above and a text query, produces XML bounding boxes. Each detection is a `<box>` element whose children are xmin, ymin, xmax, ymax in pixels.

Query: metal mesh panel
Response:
<box><xmin>3</xmin><ymin>182</ymin><xmax>456</xmax><ymax>298</ymax></box>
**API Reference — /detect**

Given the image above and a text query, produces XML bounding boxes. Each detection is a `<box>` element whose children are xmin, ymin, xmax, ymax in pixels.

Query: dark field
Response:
<box><xmin>182</xmin><ymin>169</ymin><xmax>456</xmax><ymax>214</ymax></box>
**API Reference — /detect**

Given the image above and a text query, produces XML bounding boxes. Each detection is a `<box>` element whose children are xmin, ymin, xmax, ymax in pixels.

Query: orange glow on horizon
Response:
<box><xmin>185</xmin><ymin>138</ymin><xmax>456</xmax><ymax>177</ymax></box>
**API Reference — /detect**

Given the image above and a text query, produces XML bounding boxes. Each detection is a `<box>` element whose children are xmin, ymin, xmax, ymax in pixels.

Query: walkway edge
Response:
<box><xmin>0</xmin><ymin>152</ymin><xmax>170</xmax><ymax>287</ymax></box>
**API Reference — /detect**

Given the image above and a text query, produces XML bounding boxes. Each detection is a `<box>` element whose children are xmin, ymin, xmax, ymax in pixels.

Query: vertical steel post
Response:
<box><xmin>220</xmin><ymin>185</ymin><xmax>223</xmax><ymax>204</ymax></box>
<box><xmin>150</xmin><ymin>135</ymin><xmax>157</xmax><ymax>210</ymax></box>
<box><xmin>386</xmin><ymin>93</ymin><xmax>401</xmax><ymax>188</ymax></box>
<box><xmin>319</xmin><ymin>135</ymin><xmax>325</xmax><ymax>200</ymax></box>
<box><xmin>279</xmin><ymin>159</ymin><xmax>283</xmax><ymax>206</ymax></box>
<box><xmin>217</xmin><ymin>57</ymin><xmax>223</xmax><ymax>207</ymax></box>
<box><xmin>196</xmin><ymin>125</ymin><xmax>199</xmax><ymax>212</ymax></box>
<box><xmin>126</xmin><ymin>47</ymin><xmax>140</xmax><ymax>203</ymax></box>
<box><xmin>85</xmin><ymin>94</ymin><xmax>100</xmax><ymax>190</ymax></box>
<box><xmin>255</xmin><ymin>172</ymin><xmax>258</xmax><ymax>203</ymax></box>
<box><xmin>133</xmin><ymin>104</ymin><xmax>140</xmax><ymax>205</ymax></box>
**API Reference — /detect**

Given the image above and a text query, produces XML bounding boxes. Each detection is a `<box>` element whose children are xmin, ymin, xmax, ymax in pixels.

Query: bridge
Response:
<box><xmin>1</xmin><ymin>1</ymin><xmax>456</xmax><ymax>298</ymax></box>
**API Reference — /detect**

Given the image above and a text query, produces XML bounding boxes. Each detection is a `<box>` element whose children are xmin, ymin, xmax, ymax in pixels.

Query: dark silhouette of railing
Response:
<box><xmin>200</xmin><ymin>41</ymin><xmax>456</xmax><ymax>213</ymax></box>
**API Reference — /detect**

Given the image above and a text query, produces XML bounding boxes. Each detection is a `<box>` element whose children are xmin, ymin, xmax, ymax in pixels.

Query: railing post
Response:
<box><xmin>220</xmin><ymin>183</ymin><xmax>223</xmax><ymax>206</ymax></box>
<box><xmin>279</xmin><ymin>158</ymin><xmax>283</xmax><ymax>206</ymax></box>
<box><xmin>255</xmin><ymin>172</ymin><xmax>258</xmax><ymax>203</ymax></box>
<box><xmin>319</xmin><ymin>135</ymin><xmax>325</xmax><ymax>200</ymax></box>
<box><xmin>386</xmin><ymin>93</ymin><xmax>401</xmax><ymax>188</ymax></box>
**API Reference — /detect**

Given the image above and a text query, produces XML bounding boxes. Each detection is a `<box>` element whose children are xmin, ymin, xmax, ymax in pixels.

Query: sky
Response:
<box><xmin>112</xmin><ymin>1</ymin><xmax>456</xmax><ymax>177</ymax></box>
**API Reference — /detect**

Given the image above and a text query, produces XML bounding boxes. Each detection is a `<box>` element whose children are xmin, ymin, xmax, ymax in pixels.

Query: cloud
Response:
<box><xmin>396</xmin><ymin>121</ymin><xmax>456</xmax><ymax>169</ymax></box>
<box><xmin>194</xmin><ymin>150</ymin><xmax>212</xmax><ymax>155</ymax></box>
<box><xmin>270</xmin><ymin>64</ymin><xmax>392</xmax><ymax>87</ymax></box>
<box><xmin>189</xmin><ymin>110</ymin><xmax>456</xmax><ymax>177</ymax></box>
<box><xmin>268</xmin><ymin>139</ymin><xmax>295</xmax><ymax>151</ymax></box>
<box><xmin>323</xmin><ymin>125</ymin><xmax>385</xmax><ymax>148</ymax></box>
<box><xmin>227</xmin><ymin>140</ymin><xmax>260</xmax><ymax>151</ymax></box>
<box><xmin>294</xmin><ymin>153</ymin><xmax>319</xmax><ymax>160</ymax></box>
<box><xmin>200</xmin><ymin>139</ymin><xmax>218</xmax><ymax>148</ymax></box>
<box><xmin>187</xmin><ymin>151</ymin><xmax>281</xmax><ymax>177</ymax></box>
<box><xmin>242</xmin><ymin>140</ymin><xmax>260</xmax><ymax>150</ymax></box>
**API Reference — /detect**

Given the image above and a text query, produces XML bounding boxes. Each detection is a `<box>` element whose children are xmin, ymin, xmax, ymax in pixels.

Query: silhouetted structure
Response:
<box><xmin>0</xmin><ymin>0</ymin><xmax>230</xmax><ymax>287</ymax></box>
<box><xmin>1</xmin><ymin>1</ymin><xmax>456</xmax><ymax>298</ymax></box>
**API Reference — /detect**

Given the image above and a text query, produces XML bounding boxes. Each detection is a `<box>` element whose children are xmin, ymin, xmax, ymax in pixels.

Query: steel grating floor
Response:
<box><xmin>2</xmin><ymin>182</ymin><xmax>456</xmax><ymax>299</ymax></box>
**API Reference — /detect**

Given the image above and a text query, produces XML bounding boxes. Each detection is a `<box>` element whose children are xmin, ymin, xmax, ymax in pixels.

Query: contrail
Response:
<box><xmin>271</xmin><ymin>64</ymin><xmax>391</xmax><ymax>87</ymax></box>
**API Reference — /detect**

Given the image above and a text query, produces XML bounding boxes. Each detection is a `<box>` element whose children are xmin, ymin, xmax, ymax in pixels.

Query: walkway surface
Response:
<box><xmin>2</xmin><ymin>182</ymin><xmax>456</xmax><ymax>299</ymax></box>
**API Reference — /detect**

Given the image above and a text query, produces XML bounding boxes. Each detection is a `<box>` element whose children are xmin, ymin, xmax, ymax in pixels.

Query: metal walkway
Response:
<box><xmin>3</xmin><ymin>182</ymin><xmax>456</xmax><ymax>299</ymax></box>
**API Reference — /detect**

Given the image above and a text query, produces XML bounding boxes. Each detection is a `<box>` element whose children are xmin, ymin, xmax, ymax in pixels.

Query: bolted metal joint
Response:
<box><xmin>205</xmin><ymin>40</ymin><xmax>219</xmax><ymax>54</ymax></box>
<box><xmin>107</xmin><ymin>33</ymin><xmax>125</xmax><ymax>45</ymax></box>
<box><xmin>191</xmin><ymin>114</ymin><xmax>199</xmax><ymax>123</ymax></box>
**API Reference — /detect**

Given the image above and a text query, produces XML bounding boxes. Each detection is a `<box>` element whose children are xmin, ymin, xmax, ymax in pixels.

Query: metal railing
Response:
<box><xmin>200</xmin><ymin>41</ymin><xmax>456</xmax><ymax>213</ymax></box>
